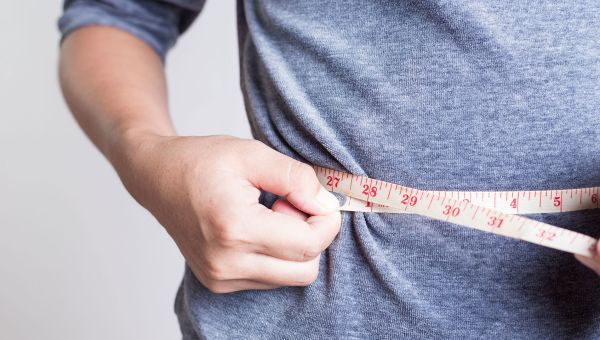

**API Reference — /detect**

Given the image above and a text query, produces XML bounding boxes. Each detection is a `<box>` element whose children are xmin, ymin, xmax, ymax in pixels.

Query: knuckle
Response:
<box><xmin>300</xmin><ymin>243</ymin><xmax>321</xmax><ymax>261</ymax></box>
<box><xmin>213</xmin><ymin>224</ymin><xmax>238</xmax><ymax>247</ymax></box>
<box><xmin>211</xmin><ymin>216</ymin><xmax>245</xmax><ymax>248</ymax></box>
<box><xmin>204</xmin><ymin>259</ymin><xmax>229</xmax><ymax>281</ymax></box>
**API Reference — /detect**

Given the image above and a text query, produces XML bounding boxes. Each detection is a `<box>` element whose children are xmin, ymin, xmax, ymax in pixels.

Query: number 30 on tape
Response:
<box><xmin>314</xmin><ymin>166</ymin><xmax>598</xmax><ymax>257</ymax></box>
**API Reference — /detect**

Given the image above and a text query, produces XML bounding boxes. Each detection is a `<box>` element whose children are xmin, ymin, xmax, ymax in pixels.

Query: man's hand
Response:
<box><xmin>116</xmin><ymin>133</ymin><xmax>341</xmax><ymax>293</ymax></box>
<box><xmin>575</xmin><ymin>242</ymin><xmax>600</xmax><ymax>276</ymax></box>
<box><xmin>59</xmin><ymin>27</ymin><xmax>340</xmax><ymax>293</ymax></box>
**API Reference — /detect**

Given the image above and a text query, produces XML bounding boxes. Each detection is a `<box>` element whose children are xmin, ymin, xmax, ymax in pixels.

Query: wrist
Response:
<box><xmin>105</xmin><ymin>123</ymin><xmax>173</xmax><ymax>175</ymax></box>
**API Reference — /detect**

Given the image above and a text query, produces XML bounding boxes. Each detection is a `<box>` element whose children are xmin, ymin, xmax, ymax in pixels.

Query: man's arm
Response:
<box><xmin>59</xmin><ymin>26</ymin><xmax>174</xmax><ymax>163</ymax></box>
<box><xmin>59</xmin><ymin>25</ymin><xmax>341</xmax><ymax>293</ymax></box>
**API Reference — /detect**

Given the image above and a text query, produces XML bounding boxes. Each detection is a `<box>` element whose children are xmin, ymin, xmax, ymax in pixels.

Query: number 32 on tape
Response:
<box><xmin>315</xmin><ymin>166</ymin><xmax>598</xmax><ymax>257</ymax></box>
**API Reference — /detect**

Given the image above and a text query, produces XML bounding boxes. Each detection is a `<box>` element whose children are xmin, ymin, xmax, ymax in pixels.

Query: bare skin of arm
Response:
<box><xmin>59</xmin><ymin>26</ymin><xmax>341</xmax><ymax>293</ymax></box>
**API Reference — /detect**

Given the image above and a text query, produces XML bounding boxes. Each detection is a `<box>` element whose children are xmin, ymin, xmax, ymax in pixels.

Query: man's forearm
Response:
<box><xmin>59</xmin><ymin>25</ymin><xmax>175</xmax><ymax>166</ymax></box>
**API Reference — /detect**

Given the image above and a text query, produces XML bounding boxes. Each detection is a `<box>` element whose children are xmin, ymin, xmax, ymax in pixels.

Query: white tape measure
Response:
<box><xmin>314</xmin><ymin>166</ymin><xmax>598</xmax><ymax>257</ymax></box>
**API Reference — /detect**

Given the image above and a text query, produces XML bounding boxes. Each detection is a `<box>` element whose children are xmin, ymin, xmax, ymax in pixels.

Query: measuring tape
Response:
<box><xmin>314</xmin><ymin>166</ymin><xmax>599</xmax><ymax>257</ymax></box>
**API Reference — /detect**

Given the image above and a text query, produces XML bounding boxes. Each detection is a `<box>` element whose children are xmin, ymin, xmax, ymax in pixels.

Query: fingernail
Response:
<box><xmin>315</xmin><ymin>186</ymin><xmax>340</xmax><ymax>211</ymax></box>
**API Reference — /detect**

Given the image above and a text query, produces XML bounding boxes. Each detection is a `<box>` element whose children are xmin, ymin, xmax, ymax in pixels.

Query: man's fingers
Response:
<box><xmin>272</xmin><ymin>199</ymin><xmax>308</xmax><ymax>220</ymax></box>
<box><xmin>246</xmin><ymin>204</ymin><xmax>341</xmax><ymax>262</ymax></box>
<box><xmin>201</xmin><ymin>278</ymin><xmax>281</xmax><ymax>294</ymax></box>
<box><xmin>243</xmin><ymin>143</ymin><xmax>339</xmax><ymax>215</ymax></box>
<box><xmin>241</xmin><ymin>253</ymin><xmax>322</xmax><ymax>287</ymax></box>
<box><xmin>200</xmin><ymin>254</ymin><xmax>321</xmax><ymax>290</ymax></box>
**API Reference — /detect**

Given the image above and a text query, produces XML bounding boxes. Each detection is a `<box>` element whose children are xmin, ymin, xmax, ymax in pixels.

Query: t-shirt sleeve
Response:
<box><xmin>58</xmin><ymin>0</ymin><xmax>206</xmax><ymax>60</ymax></box>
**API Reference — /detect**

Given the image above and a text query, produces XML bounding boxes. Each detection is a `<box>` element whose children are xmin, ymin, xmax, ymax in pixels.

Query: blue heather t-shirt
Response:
<box><xmin>59</xmin><ymin>1</ymin><xmax>600</xmax><ymax>338</ymax></box>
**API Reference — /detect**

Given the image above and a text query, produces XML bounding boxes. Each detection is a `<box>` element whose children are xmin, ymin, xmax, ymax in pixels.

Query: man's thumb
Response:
<box><xmin>245</xmin><ymin>147</ymin><xmax>339</xmax><ymax>215</ymax></box>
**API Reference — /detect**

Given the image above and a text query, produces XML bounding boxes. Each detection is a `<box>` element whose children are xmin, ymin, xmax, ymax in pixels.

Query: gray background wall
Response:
<box><xmin>0</xmin><ymin>1</ymin><xmax>250</xmax><ymax>339</ymax></box>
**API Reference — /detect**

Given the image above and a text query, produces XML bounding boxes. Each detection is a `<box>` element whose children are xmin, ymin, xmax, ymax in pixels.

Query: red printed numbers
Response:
<box><xmin>488</xmin><ymin>216</ymin><xmax>504</xmax><ymax>228</ymax></box>
<box><xmin>362</xmin><ymin>184</ymin><xmax>377</xmax><ymax>197</ymax></box>
<box><xmin>553</xmin><ymin>196</ymin><xmax>561</xmax><ymax>207</ymax></box>
<box><xmin>401</xmin><ymin>194</ymin><xmax>418</xmax><ymax>206</ymax></box>
<box><xmin>326</xmin><ymin>175</ymin><xmax>340</xmax><ymax>188</ymax></box>
<box><xmin>537</xmin><ymin>229</ymin><xmax>556</xmax><ymax>241</ymax></box>
<box><xmin>442</xmin><ymin>205</ymin><xmax>460</xmax><ymax>217</ymax></box>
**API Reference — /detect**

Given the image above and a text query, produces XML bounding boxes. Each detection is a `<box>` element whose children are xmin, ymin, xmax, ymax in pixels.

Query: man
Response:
<box><xmin>59</xmin><ymin>0</ymin><xmax>600</xmax><ymax>338</ymax></box>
